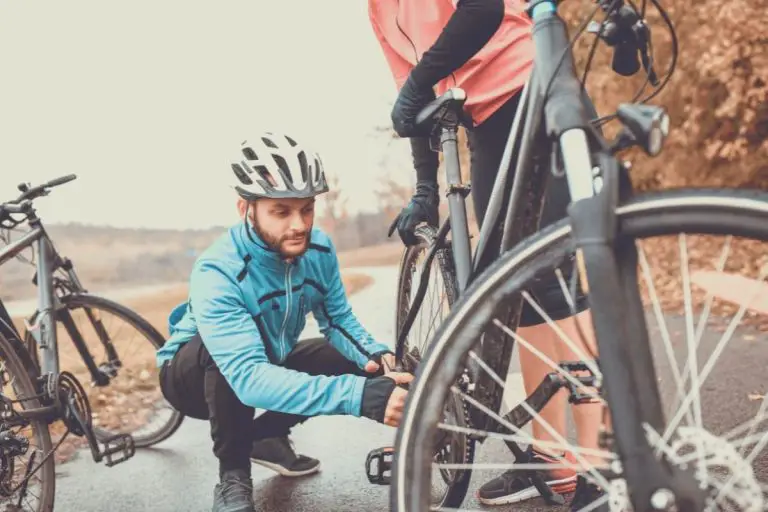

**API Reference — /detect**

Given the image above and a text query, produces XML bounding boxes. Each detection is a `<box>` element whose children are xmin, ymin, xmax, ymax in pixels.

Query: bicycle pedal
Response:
<box><xmin>100</xmin><ymin>433</ymin><xmax>136</xmax><ymax>467</ymax></box>
<box><xmin>365</xmin><ymin>446</ymin><xmax>394</xmax><ymax>485</ymax></box>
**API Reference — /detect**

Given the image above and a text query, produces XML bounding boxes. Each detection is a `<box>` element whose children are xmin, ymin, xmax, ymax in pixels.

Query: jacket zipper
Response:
<box><xmin>278</xmin><ymin>264</ymin><xmax>292</xmax><ymax>361</ymax></box>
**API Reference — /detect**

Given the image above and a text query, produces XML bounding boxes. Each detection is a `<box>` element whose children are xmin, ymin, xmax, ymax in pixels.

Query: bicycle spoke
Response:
<box><xmin>437</xmin><ymin>421</ymin><xmax>616</xmax><ymax>459</ymax></box>
<box><xmin>638</xmin><ymin>243</ymin><xmax>691</xmax><ymax>426</ymax></box>
<box><xmin>573</xmin><ymin>493</ymin><xmax>611</xmax><ymax>512</ymax></box>
<box><xmin>434</xmin><ymin>461</ymin><xmax>585</xmax><ymax>471</ymax></box>
<box><xmin>487</xmin><ymin>321</ymin><xmax>603</xmax><ymax>403</ymax></box>
<box><xmin>660</xmin><ymin>264</ymin><xmax>768</xmax><ymax>448</ymax></box>
<box><xmin>741</xmin><ymin>394</ymin><xmax>768</xmax><ymax>459</ymax></box>
<box><xmin>678</xmin><ymin>234</ymin><xmax>709</xmax><ymax>488</ymax></box>
<box><xmin>724</xmin><ymin>411</ymin><xmax>768</xmax><ymax>442</ymax></box>
<box><xmin>520</xmin><ymin>291</ymin><xmax>602</xmax><ymax>379</ymax></box>
<box><xmin>451</xmin><ymin>384</ymin><xmax>611</xmax><ymax>490</ymax></box>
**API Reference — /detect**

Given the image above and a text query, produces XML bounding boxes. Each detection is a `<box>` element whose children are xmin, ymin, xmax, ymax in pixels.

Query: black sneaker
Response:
<box><xmin>569</xmin><ymin>475</ymin><xmax>609</xmax><ymax>511</ymax></box>
<box><xmin>250</xmin><ymin>436</ymin><xmax>321</xmax><ymax>477</ymax></box>
<box><xmin>476</xmin><ymin>446</ymin><xmax>577</xmax><ymax>506</ymax></box>
<box><xmin>212</xmin><ymin>469</ymin><xmax>255</xmax><ymax>512</ymax></box>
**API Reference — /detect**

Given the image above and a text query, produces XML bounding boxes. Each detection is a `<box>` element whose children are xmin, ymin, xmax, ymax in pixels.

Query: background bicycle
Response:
<box><xmin>0</xmin><ymin>175</ymin><xmax>182</xmax><ymax>511</ymax></box>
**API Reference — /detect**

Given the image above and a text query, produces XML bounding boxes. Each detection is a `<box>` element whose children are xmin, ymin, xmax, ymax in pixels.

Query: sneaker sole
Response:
<box><xmin>250</xmin><ymin>458</ymin><xmax>321</xmax><ymax>477</ymax></box>
<box><xmin>477</xmin><ymin>476</ymin><xmax>578</xmax><ymax>506</ymax></box>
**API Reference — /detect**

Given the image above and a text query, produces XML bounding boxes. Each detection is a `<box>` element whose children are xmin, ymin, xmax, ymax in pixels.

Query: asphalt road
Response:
<box><xmin>51</xmin><ymin>265</ymin><xmax>768</xmax><ymax>512</ymax></box>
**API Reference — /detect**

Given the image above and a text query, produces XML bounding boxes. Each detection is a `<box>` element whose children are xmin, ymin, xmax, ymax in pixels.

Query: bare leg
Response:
<box><xmin>551</xmin><ymin>310</ymin><xmax>604</xmax><ymax>468</ymax></box>
<box><xmin>517</xmin><ymin>324</ymin><xmax>568</xmax><ymax>456</ymax></box>
<box><xmin>517</xmin><ymin>309</ymin><xmax>603</xmax><ymax>468</ymax></box>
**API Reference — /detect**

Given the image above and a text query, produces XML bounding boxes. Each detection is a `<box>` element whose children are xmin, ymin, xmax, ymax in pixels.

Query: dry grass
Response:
<box><xmin>8</xmin><ymin>271</ymin><xmax>373</xmax><ymax>465</ymax></box>
<box><xmin>337</xmin><ymin>241</ymin><xmax>403</xmax><ymax>268</ymax></box>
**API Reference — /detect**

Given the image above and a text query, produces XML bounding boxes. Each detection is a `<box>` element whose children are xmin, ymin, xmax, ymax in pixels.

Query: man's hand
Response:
<box><xmin>387</xmin><ymin>181</ymin><xmax>439</xmax><ymax>246</ymax></box>
<box><xmin>382</xmin><ymin>372</ymin><xmax>413</xmax><ymax>427</ymax></box>
<box><xmin>365</xmin><ymin>352</ymin><xmax>397</xmax><ymax>374</ymax></box>
<box><xmin>391</xmin><ymin>75</ymin><xmax>437</xmax><ymax>138</ymax></box>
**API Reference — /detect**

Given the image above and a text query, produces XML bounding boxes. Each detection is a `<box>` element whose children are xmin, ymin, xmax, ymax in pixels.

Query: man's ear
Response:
<box><xmin>236</xmin><ymin>197</ymin><xmax>248</xmax><ymax>220</ymax></box>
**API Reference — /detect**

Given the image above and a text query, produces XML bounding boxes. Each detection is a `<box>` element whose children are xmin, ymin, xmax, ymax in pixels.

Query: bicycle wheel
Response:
<box><xmin>394</xmin><ymin>225</ymin><xmax>475</xmax><ymax>508</ymax></box>
<box><xmin>396</xmin><ymin>225</ymin><xmax>460</xmax><ymax>373</ymax></box>
<box><xmin>0</xmin><ymin>332</ymin><xmax>55</xmax><ymax>512</ymax></box>
<box><xmin>24</xmin><ymin>294</ymin><xmax>183</xmax><ymax>448</ymax></box>
<box><xmin>392</xmin><ymin>189</ymin><xmax>768</xmax><ymax>511</ymax></box>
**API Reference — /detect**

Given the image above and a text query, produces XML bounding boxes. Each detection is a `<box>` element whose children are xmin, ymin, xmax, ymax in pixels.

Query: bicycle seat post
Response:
<box><xmin>438</xmin><ymin>112</ymin><xmax>473</xmax><ymax>294</ymax></box>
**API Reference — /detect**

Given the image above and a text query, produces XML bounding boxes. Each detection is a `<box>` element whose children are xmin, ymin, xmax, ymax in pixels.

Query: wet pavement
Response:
<box><xmin>54</xmin><ymin>266</ymin><xmax>400</xmax><ymax>512</ymax></box>
<box><xmin>52</xmin><ymin>265</ymin><xmax>768</xmax><ymax>512</ymax></box>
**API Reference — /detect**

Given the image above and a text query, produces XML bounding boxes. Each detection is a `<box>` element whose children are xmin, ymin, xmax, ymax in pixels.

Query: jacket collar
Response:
<box><xmin>232</xmin><ymin>221</ymin><xmax>297</xmax><ymax>272</ymax></box>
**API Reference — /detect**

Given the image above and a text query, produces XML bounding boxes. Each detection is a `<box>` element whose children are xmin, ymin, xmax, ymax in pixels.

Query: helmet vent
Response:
<box><xmin>242</xmin><ymin>147</ymin><xmax>258</xmax><ymax>160</ymax></box>
<box><xmin>231</xmin><ymin>163</ymin><xmax>253</xmax><ymax>184</ymax></box>
<box><xmin>272</xmin><ymin>155</ymin><xmax>292</xmax><ymax>183</ymax></box>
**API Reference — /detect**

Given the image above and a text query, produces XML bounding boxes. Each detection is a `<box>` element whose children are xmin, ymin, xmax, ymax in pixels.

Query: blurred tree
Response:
<box><xmin>317</xmin><ymin>174</ymin><xmax>349</xmax><ymax>234</ymax></box>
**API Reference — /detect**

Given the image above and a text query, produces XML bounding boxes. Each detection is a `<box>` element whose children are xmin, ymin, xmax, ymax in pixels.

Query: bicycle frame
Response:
<box><xmin>0</xmin><ymin>215</ymin><xmax>108</xmax><ymax>386</ymax></box>
<box><xmin>0</xmin><ymin>225</ymin><xmax>62</xmax><ymax>378</ymax></box>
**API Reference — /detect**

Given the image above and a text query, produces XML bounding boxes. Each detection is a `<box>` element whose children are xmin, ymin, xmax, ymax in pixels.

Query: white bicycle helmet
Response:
<box><xmin>231</xmin><ymin>131</ymin><xmax>329</xmax><ymax>200</ymax></box>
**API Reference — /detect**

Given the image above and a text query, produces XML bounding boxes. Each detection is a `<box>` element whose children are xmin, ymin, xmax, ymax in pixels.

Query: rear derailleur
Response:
<box><xmin>41</xmin><ymin>371</ymin><xmax>136</xmax><ymax>467</ymax></box>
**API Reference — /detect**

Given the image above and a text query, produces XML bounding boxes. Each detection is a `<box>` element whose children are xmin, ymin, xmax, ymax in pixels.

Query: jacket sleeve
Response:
<box><xmin>312</xmin><ymin>242</ymin><xmax>392</xmax><ymax>369</ymax></box>
<box><xmin>189</xmin><ymin>259</ymin><xmax>367</xmax><ymax>417</ymax></box>
<box><xmin>410</xmin><ymin>0</ymin><xmax>505</xmax><ymax>89</ymax></box>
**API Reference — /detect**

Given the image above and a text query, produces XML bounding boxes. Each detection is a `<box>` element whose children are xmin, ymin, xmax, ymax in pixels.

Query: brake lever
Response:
<box><xmin>634</xmin><ymin>25</ymin><xmax>659</xmax><ymax>86</ymax></box>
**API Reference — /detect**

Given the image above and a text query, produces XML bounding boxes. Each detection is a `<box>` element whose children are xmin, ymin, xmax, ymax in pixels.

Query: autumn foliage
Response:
<box><xmin>561</xmin><ymin>0</ymin><xmax>768</xmax><ymax>191</ymax></box>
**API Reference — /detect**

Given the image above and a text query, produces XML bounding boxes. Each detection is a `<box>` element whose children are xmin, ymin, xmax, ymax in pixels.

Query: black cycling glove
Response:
<box><xmin>387</xmin><ymin>181</ymin><xmax>439</xmax><ymax>246</ymax></box>
<box><xmin>360</xmin><ymin>376</ymin><xmax>398</xmax><ymax>423</ymax></box>
<box><xmin>391</xmin><ymin>75</ymin><xmax>437</xmax><ymax>138</ymax></box>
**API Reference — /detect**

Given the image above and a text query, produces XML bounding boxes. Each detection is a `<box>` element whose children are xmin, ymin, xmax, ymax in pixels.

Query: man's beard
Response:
<box><xmin>251</xmin><ymin>216</ymin><xmax>311</xmax><ymax>259</ymax></box>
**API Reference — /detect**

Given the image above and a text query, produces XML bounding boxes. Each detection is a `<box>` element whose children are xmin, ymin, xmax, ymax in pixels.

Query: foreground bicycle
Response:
<box><xmin>389</xmin><ymin>0</ymin><xmax>768</xmax><ymax>511</ymax></box>
<box><xmin>0</xmin><ymin>175</ymin><xmax>183</xmax><ymax>511</ymax></box>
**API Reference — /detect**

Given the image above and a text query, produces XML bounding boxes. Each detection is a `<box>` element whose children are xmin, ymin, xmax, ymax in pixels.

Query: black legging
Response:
<box><xmin>159</xmin><ymin>335</ymin><xmax>367</xmax><ymax>474</ymax></box>
<box><xmin>464</xmin><ymin>89</ymin><xmax>597</xmax><ymax>325</ymax></box>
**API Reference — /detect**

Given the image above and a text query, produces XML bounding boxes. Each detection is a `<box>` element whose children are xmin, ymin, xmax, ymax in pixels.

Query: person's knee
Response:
<box><xmin>519</xmin><ymin>271</ymin><xmax>589</xmax><ymax>327</ymax></box>
<box><xmin>196</xmin><ymin>340</ymin><xmax>221</xmax><ymax>374</ymax></box>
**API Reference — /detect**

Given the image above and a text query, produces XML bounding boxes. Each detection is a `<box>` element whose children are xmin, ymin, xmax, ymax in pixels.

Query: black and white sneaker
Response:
<box><xmin>476</xmin><ymin>446</ymin><xmax>578</xmax><ymax>506</ymax></box>
<box><xmin>250</xmin><ymin>436</ymin><xmax>321</xmax><ymax>477</ymax></box>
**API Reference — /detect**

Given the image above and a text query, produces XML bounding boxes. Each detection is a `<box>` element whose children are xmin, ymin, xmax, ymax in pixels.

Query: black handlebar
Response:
<box><xmin>1</xmin><ymin>202</ymin><xmax>31</xmax><ymax>215</ymax></box>
<box><xmin>0</xmin><ymin>173</ymin><xmax>77</xmax><ymax>225</ymax></box>
<box><xmin>12</xmin><ymin>173</ymin><xmax>77</xmax><ymax>204</ymax></box>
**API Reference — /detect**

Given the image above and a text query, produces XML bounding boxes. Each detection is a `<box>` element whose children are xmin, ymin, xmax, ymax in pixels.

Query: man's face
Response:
<box><xmin>241</xmin><ymin>197</ymin><xmax>316</xmax><ymax>259</ymax></box>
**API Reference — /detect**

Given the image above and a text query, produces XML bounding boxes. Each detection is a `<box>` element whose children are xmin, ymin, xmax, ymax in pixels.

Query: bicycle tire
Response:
<box><xmin>392</xmin><ymin>188</ymin><xmax>768</xmax><ymax>511</ymax></box>
<box><xmin>394</xmin><ymin>224</ymin><xmax>475</xmax><ymax>509</ymax></box>
<box><xmin>395</xmin><ymin>225</ymin><xmax>459</xmax><ymax>371</ymax></box>
<box><xmin>24</xmin><ymin>293</ymin><xmax>183</xmax><ymax>448</ymax></box>
<box><xmin>0</xmin><ymin>331</ymin><xmax>55</xmax><ymax>512</ymax></box>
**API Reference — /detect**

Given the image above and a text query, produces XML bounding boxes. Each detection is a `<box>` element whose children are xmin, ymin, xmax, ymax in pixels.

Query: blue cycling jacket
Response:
<box><xmin>156</xmin><ymin>222</ymin><xmax>391</xmax><ymax>418</ymax></box>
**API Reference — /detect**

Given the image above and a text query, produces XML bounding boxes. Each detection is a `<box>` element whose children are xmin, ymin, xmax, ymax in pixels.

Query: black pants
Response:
<box><xmin>465</xmin><ymin>91</ymin><xmax>596</xmax><ymax>326</ymax></box>
<box><xmin>159</xmin><ymin>334</ymin><xmax>367</xmax><ymax>473</ymax></box>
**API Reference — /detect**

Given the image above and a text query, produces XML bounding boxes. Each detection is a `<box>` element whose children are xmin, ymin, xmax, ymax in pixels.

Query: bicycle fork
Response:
<box><xmin>567</xmin><ymin>149</ymin><xmax>705</xmax><ymax>511</ymax></box>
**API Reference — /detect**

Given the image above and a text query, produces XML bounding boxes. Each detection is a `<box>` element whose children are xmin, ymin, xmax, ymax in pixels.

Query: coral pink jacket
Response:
<box><xmin>368</xmin><ymin>0</ymin><xmax>534</xmax><ymax>125</ymax></box>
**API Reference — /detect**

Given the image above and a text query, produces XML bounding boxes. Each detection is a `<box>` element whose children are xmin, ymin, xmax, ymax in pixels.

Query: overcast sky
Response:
<box><xmin>0</xmin><ymin>1</ymin><xmax>414</xmax><ymax>229</ymax></box>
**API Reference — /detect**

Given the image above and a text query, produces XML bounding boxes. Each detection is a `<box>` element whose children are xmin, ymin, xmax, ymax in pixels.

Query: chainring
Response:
<box><xmin>56</xmin><ymin>371</ymin><xmax>92</xmax><ymax>437</ymax></box>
